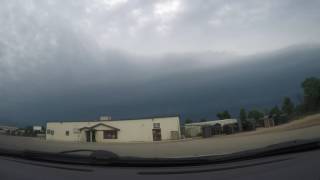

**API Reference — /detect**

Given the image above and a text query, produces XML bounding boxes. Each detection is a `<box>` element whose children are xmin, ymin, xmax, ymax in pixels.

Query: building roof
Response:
<box><xmin>117</xmin><ymin>114</ymin><xmax>180</xmax><ymax>121</ymax></box>
<box><xmin>47</xmin><ymin>114</ymin><xmax>180</xmax><ymax>124</ymax></box>
<box><xmin>79</xmin><ymin>123</ymin><xmax>120</xmax><ymax>131</ymax></box>
<box><xmin>185</xmin><ymin>119</ymin><xmax>238</xmax><ymax>127</ymax></box>
<box><xmin>0</xmin><ymin>125</ymin><xmax>18</xmax><ymax>130</ymax></box>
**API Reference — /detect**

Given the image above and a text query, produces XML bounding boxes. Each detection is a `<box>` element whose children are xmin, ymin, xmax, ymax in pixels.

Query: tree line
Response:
<box><xmin>185</xmin><ymin>77</ymin><xmax>320</xmax><ymax>130</ymax></box>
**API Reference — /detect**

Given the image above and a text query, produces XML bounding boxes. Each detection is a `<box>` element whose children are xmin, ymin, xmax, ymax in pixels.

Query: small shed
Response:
<box><xmin>212</xmin><ymin>123</ymin><xmax>222</xmax><ymax>135</ymax></box>
<box><xmin>263</xmin><ymin>116</ymin><xmax>275</xmax><ymax>128</ymax></box>
<box><xmin>201</xmin><ymin>126</ymin><xmax>213</xmax><ymax>138</ymax></box>
<box><xmin>184</xmin><ymin>119</ymin><xmax>238</xmax><ymax>138</ymax></box>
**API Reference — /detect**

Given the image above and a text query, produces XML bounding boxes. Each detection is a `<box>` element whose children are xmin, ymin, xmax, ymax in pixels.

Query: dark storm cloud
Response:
<box><xmin>0</xmin><ymin>0</ymin><xmax>320</xmax><ymax>125</ymax></box>
<box><xmin>1</xmin><ymin>43</ymin><xmax>320</xmax><ymax>126</ymax></box>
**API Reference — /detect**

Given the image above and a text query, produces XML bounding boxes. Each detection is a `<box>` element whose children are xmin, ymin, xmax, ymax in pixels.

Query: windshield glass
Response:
<box><xmin>0</xmin><ymin>0</ymin><xmax>320</xmax><ymax>159</ymax></box>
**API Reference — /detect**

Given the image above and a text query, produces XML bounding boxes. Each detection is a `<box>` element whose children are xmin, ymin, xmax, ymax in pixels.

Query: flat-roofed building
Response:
<box><xmin>33</xmin><ymin>126</ymin><xmax>43</xmax><ymax>131</ymax></box>
<box><xmin>0</xmin><ymin>125</ymin><xmax>18</xmax><ymax>135</ymax></box>
<box><xmin>46</xmin><ymin>115</ymin><xmax>180</xmax><ymax>143</ymax></box>
<box><xmin>184</xmin><ymin>119</ymin><xmax>239</xmax><ymax>137</ymax></box>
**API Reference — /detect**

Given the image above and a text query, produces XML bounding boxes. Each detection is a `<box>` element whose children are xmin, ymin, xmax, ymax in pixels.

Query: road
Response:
<box><xmin>1</xmin><ymin>123</ymin><xmax>320</xmax><ymax>158</ymax></box>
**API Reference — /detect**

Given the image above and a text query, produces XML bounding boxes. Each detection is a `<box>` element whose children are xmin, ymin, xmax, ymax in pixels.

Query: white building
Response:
<box><xmin>0</xmin><ymin>125</ymin><xmax>18</xmax><ymax>135</ymax></box>
<box><xmin>46</xmin><ymin>115</ymin><xmax>181</xmax><ymax>143</ymax></box>
<box><xmin>33</xmin><ymin>126</ymin><xmax>43</xmax><ymax>131</ymax></box>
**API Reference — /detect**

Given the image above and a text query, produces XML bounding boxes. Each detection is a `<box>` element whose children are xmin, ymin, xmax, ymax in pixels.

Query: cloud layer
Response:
<box><xmin>1</xmin><ymin>1</ymin><xmax>320</xmax><ymax>126</ymax></box>
<box><xmin>1</xmin><ymin>0</ymin><xmax>320</xmax><ymax>56</ymax></box>
<box><xmin>1</xmin><ymin>44</ymin><xmax>320</xmax><ymax>126</ymax></box>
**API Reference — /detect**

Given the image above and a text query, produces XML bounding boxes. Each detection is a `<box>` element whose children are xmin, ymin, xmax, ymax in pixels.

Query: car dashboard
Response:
<box><xmin>0</xmin><ymin>148</ymin><xmax>319</xmax><ymax>180</ymax></box>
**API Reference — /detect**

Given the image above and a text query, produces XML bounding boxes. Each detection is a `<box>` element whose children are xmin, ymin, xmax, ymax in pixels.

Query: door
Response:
<box><xmin>85</xmin><ymin>131</ymin><xmax>91</xmax><ymax>142</ymax></box>
<box><xmin>152</xmin><ymin>129</ymin><xmax>162</xmax><ymax>141</ymax></box>
<box><xmin>92</xmin><ymin>130</ymin><xmax>96</xmax><ymax>142</ymax></box>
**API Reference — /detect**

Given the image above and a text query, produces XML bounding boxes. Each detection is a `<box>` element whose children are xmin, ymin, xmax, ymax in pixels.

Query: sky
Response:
<box><xmin>1</xmin><ymin>0</ymin><xmax>320</xmax><ymax>56</ymax></box>
<box><xmin>0</xmin><ymin>0</ymin><xmax>320</xmax><ymax>126</ymax></box>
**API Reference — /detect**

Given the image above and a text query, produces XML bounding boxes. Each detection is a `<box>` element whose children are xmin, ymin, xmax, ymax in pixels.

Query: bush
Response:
<box><xmin>242</xmin><ymin>120</ymin><xmax>255</xmax><ymax>131</ymax></box>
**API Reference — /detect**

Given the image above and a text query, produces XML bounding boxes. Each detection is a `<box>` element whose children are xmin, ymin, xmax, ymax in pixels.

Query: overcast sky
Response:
<box><xmin>1</xmin><ymin>0</ymin><xmax>320</xmax><ymax>57</ymax></box>
<box><xmin>1</xmin><ymin>0</ymin><xmax>320</xmax><ymax>124</ymax></box>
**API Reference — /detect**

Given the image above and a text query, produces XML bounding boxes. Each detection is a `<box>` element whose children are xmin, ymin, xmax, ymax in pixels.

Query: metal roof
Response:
<box><xmin>47</xmin><ymin>114</ymin><xmax>180</xmax><ymax>124</ymax></box>
<box><xmin>185</xmin><ymin>119</ymin><xmax>238</xmax><ymax>126</ymax></box>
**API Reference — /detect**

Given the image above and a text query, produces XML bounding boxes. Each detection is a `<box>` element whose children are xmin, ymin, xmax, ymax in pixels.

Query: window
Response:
<box><xmin>103</xmin><ymin>130</ymin><xmax>117</xmax><ymax>139</ymax></box>
<box><xmin>46</xmin><ymin>129</ymin><xmax>50</xmax><ymax>134</ymax></box>
<box><xmin>50</xmin><ymin>130</ymin><xmax>54</xmax><ymax>135</ymax></box>
<box><xmin>65</xmin><ymin>131</ymin><xmax>69</xmax><ymax>136</ymax></box>
<box><xmin>153</xmin><ymin>123</ymin><xmax>160</xmax><ymax>129</ymax></box>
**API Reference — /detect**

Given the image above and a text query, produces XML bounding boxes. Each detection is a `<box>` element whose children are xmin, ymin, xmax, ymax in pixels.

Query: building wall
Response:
<box><xmin>46</xmin><ymin>116</ymin><xmax>180</xmax><ymax>142</ymax></box>
<box><xmin>184</xmin><ymin>125</ymin><xmax>201</xmax><ymax>137</ymax></box>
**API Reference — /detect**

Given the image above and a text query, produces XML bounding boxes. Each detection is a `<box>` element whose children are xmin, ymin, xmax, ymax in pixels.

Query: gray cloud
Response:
<box><xmin>0</xmin><ymin>43</ymin><xmax>320</xmax><ymax>126</ymax></box>
<box><xmin>0</xmin><ymin>0</ymin><xmax>320</xmax><ymax>126</ymax></box>
<box><xmin>1</xmin><ymin>0</ymin><xmax>320</xmax><ymax>56</ymax></box>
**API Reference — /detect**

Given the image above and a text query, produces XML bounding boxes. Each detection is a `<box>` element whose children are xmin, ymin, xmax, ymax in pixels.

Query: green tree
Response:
<box><xmin>270</xmin><ymin>106</ymin><xmax>281</xmax><ymax>116</ymax></box>
<box><xmin>239</xmin><ymin>108</ymin><xmax>247</xmax><ymax>122</ymax></box>
<box><xmin>263</xmin><ymin>108</ymin><xmax>270</xmax><ymax>115</ymax></box>
<box><xmin>223</xmin><ymin>110</ymin><xmax>231</xmax><ymax>119</ymax></box>
<box><xmin>216</xmin><ymin>110</ymin><xmax>231</xmax><ymax>120</ymax></box>
<box><xmin>248</xmin><ymin>109</ymin><xmax>264</xmax><ymax>121</ymax></box>
<box><xmin>281</xmin><ymin>97</ymin><xmax>295</xmax><ymax>115</ymax></box>
<box><xmin>294</xmin><ymin>104</ymin><xmax>305</xmax><ymax>115</ymax></box>
<box><xmin>216</xmin><ymin>113</ymin><xmax>223</xmax><ymax>120</ymax></box>
<box><xmin>302</xmin><ymin>77</ymin><xmax>320</xmax><ymax>111</ymax></box>
<box><xmin>238</xmin><ymin>108</ymin><xmax>248</xmax><ymax>132</ymax></box>
<box><xmin>185</xmin><ymin>118</ymin><xmax>193</xmax><ymax>124</ymax></box>
<box><xmin>200</xmin><ymin>118</ymin><xmax>207</xmax><ymax>122</ymax></box>
<box><xmin>270</xmin><ymin>106</ymin><xmax>282</xmax><ymax>125</ymax></box>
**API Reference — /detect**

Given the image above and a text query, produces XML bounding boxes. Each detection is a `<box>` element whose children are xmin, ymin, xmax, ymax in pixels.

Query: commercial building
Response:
<box><xmin>184</xmin><ymin>119</ymin><xmax>239</xmax><ymax>138</ymax></box>
<box><xmin>46</xmin><ymin>115</ymin><xmax>181</xmax><ymax>143</ymax></box>
<box><xmin>33</xmin><ymin>126</ymin><xmax>43</xmax><ymax>131</ymax></box>
<box><xmin>0</xmin><ymin>125</ymin><xmax>18</xmax><ymax>135</ymax></box>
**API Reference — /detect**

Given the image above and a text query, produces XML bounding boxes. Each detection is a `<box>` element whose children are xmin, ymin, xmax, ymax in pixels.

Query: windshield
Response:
<box><xmin>0</xmin><ymin>0</ymin><xmax>320</xmax><ymax>160</ymax></box>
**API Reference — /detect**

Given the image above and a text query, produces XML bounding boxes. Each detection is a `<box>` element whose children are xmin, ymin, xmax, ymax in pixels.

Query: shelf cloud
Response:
<box><xmin>0</xmin><ymin>0</ymin><xmax>320</xmax><ymax>125</ymax></box>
